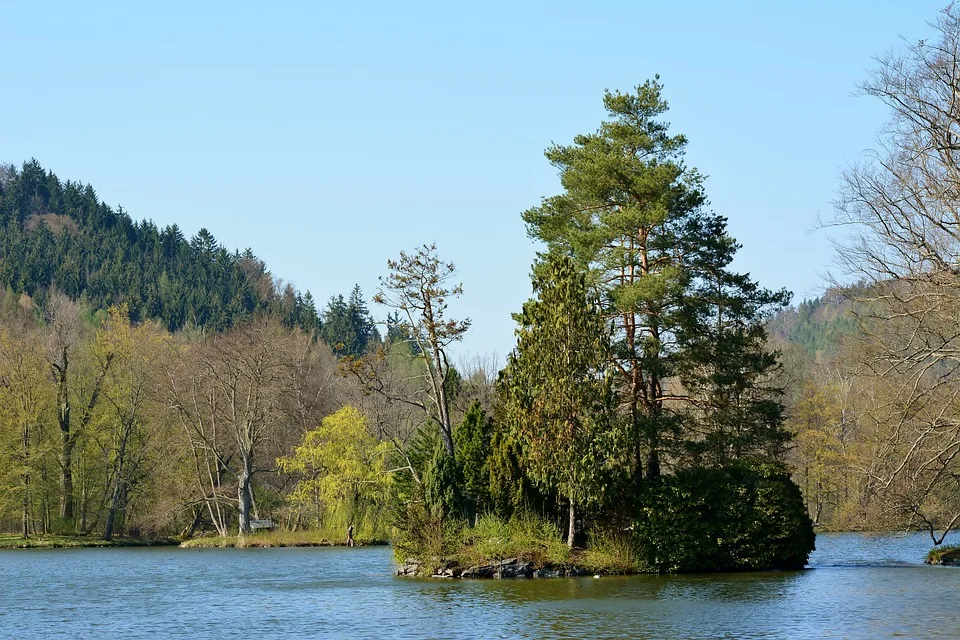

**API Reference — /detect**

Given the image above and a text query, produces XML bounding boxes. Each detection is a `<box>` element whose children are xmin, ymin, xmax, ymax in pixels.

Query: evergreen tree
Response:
<box><xmin>498</xmin><ymin>255</ymin><xmax>622</xmax><ymax>547</ymax></box>
<box><xmin>522</xmin><ymin>80</ymin><xmax>789</xmax><ymax>482</ymax></box>
<box><xmin>0</xmin><ymin>161</ymin><xmax>321</xmax><ymax>335</ymax></box>
<box><xmin>453</xmin><ymin>401</ymin><xmax>493</xmax><ymax>517</ymax></box>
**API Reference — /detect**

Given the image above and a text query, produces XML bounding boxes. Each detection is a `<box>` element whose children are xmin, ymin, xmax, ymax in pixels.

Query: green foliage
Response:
<box><xmin>926</xmin><ymin>544</ymin><xmax>960</xmax><ymax>565</ymax></box>
<box><xmin>634</xmin><ymin>462</ymin><xmax>815</xmax><ymax>573</ymax></box>
<box><xmin>498</xmin><ymin>255</ymin><xmax>624</xmax><ymax>514</ymax></box>
<box><xmin>522</xmin><ymin>80</ymin><xmax>790</xmax><ymax>482</ymax></box>
<box><xmin>423</xmin><ymin>443</ymin><xmax>464</xmax><ymax>519</ymax></box>
<box><xmin>457</xmin><ymin>512</ymin><xmax>570</xmax><ymax>568</ymax></box>
<box><xmin>390</xmin><ymin>502</ymin><xmax>463</xmax><ymax>569</ymax></box>
<box><xmin>277</xmin><ymin>406</ymin><xmax>391</xmax><ymax>536</ymax></box>
<box><xmin>319</xmin><ymin>285</ymin><xmax>380</xmax><ymax>357</ymax></box>
<box><xmin>0</xmin><ymin>160</ymin><xmax>321</xmax><ymax>334</ymax></box>
<box><xmin>454</xmin><ymin>401</ymin><xmax>492</xmax><ymax>515</ymax></box>
<box><xmin>485</xmin><ymin>423</ymin><xmax>544</xmax><ymax>520</ymax></box>
<box><xmin>767</xmin><ymin>291</ymin><xmax>858</xmax><ymax>357</ymax></box>
<box><xmin>581</xmin><ymin>528</ymin><xmax>644</xmax><ymax>574</ymax></box>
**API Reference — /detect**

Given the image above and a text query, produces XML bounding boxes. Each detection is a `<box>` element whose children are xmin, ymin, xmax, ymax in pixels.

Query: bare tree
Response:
<box><xmin>43</xmin><ymin>293</ymin><xmax>113</xmax><ymax>527</ymax></box>
<box><xmin>831</xmin><ymin>6</ymin><xmax>960</xmax><ymax>543</ymax></box>
<box><xmin>364</xmin><ymin>243</ymin><xmax>471</xmax><ymax>460</ymax></box>
<box><xmin>166</xmin><ymin>317</ymin><xmax>300</xmax><ymax>535</ymax></box>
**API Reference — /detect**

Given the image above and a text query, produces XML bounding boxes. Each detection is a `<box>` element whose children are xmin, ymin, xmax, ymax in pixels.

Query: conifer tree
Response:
<box><xmin>523</xmin><ymin>80</ymin><xmax>788</xmax><ymax>482</ymax></box>
<box><xmin>499</xmin><ymin>255</ymin><xmax>621</xmax><ymax>547</ymax></box>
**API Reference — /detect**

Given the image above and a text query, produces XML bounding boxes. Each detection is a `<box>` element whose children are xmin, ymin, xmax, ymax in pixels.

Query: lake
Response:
<box><xmin>2</xmin><ymin>532</ymin><xmax>958</xmax><ymax>639</ymax></box>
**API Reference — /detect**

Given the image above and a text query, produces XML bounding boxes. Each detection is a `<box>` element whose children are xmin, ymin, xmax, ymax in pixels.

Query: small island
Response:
<box><xmin>5</xmin><ymin>8</ymin><xmax>960</xmax><ymax>577</ymax></box>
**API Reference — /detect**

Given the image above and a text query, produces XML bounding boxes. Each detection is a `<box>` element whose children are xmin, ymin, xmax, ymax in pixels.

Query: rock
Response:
<box><xmin>461</xmin><ymin>564</ymin><xmax>494</xmax><ymax>579</ymax></box>
<box><xmin>533</xmin><ymin>567</ymin><xmax>564</xmax><ymax>578</ymax></box>
<box><xmin>565</xmin><ymin>566</ymin><xmax>590</xmax><ymax>577</ymax></box>
<box><xmin>395</xmin><ymin>559</ymin><xmax>421</xmax><ymax>576</ymax></box>
<box><xmin>496</xmin><ymin>560</ymin><xmax>532</xmax><ymax>579</ymax></box>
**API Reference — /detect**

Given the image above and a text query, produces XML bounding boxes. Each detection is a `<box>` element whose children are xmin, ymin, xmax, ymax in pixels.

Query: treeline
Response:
<box><xmin>0</xmin><ymin>287</ymin><xmax>490</xmax><ymax>540</ymax></box>
<box><xmin>0</xmin><ymin>160</ymin><xmax>325</xmax><ymax>334</ymax></box>
<box><xmin>777</xmin><ymin>288</ymin><xmax>960</xmax><ymax>540</ymax></box>
<box><xmin>771</xmin><ymin>6</ymin><xmax>960</xmax><ymax>546</ymax></box>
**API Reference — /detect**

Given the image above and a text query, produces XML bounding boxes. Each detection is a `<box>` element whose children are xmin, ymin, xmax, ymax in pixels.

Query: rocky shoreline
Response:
<box><xmin>926</xmin><ymin>545</ymin><xmax>960</xmax><ymax>566</ymax></box>
<box><xmin>396</xmin><ymin>557</ymin><xmax>595</xmax><ymax>579</ymax></box>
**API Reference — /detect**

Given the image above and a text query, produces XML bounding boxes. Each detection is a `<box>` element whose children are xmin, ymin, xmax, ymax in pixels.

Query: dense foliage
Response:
<box><xmin>634</xmin><ymin>462</ymin><xmax>815</xmax><ymax>572</ymax></box>
<box><xmin>522</xmin><ymin>79</ymin><xmax>791</xmax><ymax>485</ymax></box>
<box><xmin>0</xmin><ymin>160</ymin><xmax>322</xmax><ymax>334</ymax></box>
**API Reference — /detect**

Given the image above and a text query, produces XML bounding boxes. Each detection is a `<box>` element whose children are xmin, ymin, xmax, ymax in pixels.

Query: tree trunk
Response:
<box><xmin>22</xmin><ymin>419</ymin><xmax>29</xmax><ymax>539</ymax></box>
<box><xmin>104</xmin><ymin>481</ymin><xmax>123</xmax><ymax>541</ymax></box>
<box><xmin>238</xmin><ymin>456</ymin><xmax>253</xmax><ymax>534</ymax></box>
<box><xmin>55</xmin><ymin>363</ymin><xmax>75</xmax><ymax>524</ymax></box>
<box><xmin>567</xmin><ymin>498</ymin><xmax>576</xmax><ymax>549</ymax></box>
<box><xmin>645</xmin><ymin>449</ymin><xmax>661</xmax><ymax>481</ymax></box>
<box><xmin>59</xmin><ymin>423</ymin><xmax>74</xmax><ymax>523</ymax></box>
<box><xmin>104</xmin><ymin>420</ymin><xmax>133</xmax><ymax>541</ymax></box>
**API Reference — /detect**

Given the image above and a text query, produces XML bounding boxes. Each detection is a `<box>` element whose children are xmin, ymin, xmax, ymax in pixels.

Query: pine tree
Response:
<box><xmin>522</xmin><ymin>80</ymin><xmax>788</xmax><ymax>482</ymax></box>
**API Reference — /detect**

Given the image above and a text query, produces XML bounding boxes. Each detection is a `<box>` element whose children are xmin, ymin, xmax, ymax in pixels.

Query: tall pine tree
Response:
<box><xmin>522</xmin><ymin>79</ymin><xmax>789</xmax><ymax>483</ymax></box>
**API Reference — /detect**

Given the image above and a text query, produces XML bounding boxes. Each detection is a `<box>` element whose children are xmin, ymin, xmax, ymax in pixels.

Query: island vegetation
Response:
<box><xmin>3</xmin><ymin>4</ymin><xmax>960</xmax><ymax>574</ymax></box>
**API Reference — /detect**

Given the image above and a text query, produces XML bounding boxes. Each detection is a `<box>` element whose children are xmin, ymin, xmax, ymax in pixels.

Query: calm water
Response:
<box><xmin>2</xmin><ymin>533</ymin><xmax>958</xmax><ymax>639</ymax></box>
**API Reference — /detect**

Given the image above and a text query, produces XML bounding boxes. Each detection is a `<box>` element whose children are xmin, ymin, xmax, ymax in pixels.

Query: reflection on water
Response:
<box><xmin>1</xmin><ymin>533</ymin><xmax>958</xmax><ymax>639</ymax></box>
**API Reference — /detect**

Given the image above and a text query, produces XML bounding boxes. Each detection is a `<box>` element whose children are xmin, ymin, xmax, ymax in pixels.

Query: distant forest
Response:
<box><xmin>0</xmin><ymin>160</ymin><xmax>380</xmax><ymax>355</ymax></box>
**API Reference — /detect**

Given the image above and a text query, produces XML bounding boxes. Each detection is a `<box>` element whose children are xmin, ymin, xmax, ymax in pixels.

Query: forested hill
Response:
<box><xmin>0</xmin><ymin>160</ymin><xmax>321</xmax><ymax>333</ymax></box>
<box><xmin>767</xmin><ymin>288</ymin><xmax>859</xmax><ymax>356</ymax></box>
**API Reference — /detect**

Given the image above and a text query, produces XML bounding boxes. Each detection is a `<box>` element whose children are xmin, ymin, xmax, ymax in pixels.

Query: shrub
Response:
<box><xmin>634</xmin><ymin>461</ymin><xmax>815</xmax><ymax>572</ymax></box>
<box><xmin>926</xmin><ymin>544</ymin><xmax>960</xmax><ymax>565</ymax></box>
<box><xmin>456</xmin><ymin>512</ymin><xmax>570</xmax><ymax>568</ymax></box>
<box><xmin>582</xmin><ymin>528</ymin><xmax>644</xmax><ymax>574</ymax></box>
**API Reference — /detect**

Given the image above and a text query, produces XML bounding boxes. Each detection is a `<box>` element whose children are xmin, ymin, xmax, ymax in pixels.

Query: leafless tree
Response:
<box><xmin>830</xmin><ymin>6</ymin><xmax>960</xmax><ymax>543</ymax></box>
<box><xmin>165</xmin><ymin>317</ymin><xmax>301</xmax><ymax>534</ymax></box>
<box><xmin>43</xmin><ymin>292</ymin><xmax>112</xmax><ymax>526</ymax></box>
<box><xmin>363</xmin><ymin>243</ymin><xmax>471</xmax><ymax>460</ymax></box>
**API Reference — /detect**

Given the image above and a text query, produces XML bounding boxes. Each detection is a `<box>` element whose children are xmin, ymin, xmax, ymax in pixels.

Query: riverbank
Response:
<box><xmin>926</xmin><ymin>545</ymin><xmax>960</xmax><ymax>565</ymax></box>
<box><xmin>180</xmin><ymin>530</ymin><xmax>388</xmax><ymax>548</ymax></box>
<box><xmin>0</xmin><ymin>534</ymin><xmax>179</xmax><ymax>549</ymax></box>
<box><xmin>393</xmin><ymin>515</ymin><xmax>645</xmax><ymax>578</ymax></box>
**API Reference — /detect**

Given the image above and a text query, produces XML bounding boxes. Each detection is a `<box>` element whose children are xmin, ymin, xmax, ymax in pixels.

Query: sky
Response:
<box><xmin>0</xmin><ymin>1</ymin><xmax>948</xmax><ymax>361</ymax></box>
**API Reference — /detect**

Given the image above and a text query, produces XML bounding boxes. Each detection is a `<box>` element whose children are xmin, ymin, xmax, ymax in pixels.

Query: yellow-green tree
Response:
<box><xmin>278</xmin><ymin>406</ymin><xmax>391</xmax><ymax>536</ymax></box>
<box><xmin>87</xmin><ymin>306</ymin><xmax>170</xmax><ymax>540</ymax></box>
<box><xmin>0</xmin><ymin>326</ymin><xmax>53</xmax><ymax>538</ymax></box>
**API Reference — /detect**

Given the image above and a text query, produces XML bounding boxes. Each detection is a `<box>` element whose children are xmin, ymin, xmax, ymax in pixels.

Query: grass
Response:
<box><xmin>926</xmin><ymin>544</ymin><xmax>960</xmax><ymax>565</ymax></box>
<box><xmin>581</xmin><ymin>528</ymin><xmax>645</xmax><ymax>574</ymax></box>
<box><xmin>397</xmin><ymin>513</ymin><xmax>650</xmax><ymax>577</ymax></box>
<box><xmin>180</xmin><ymin>528</ymin><xmax>388</xmax><ymax>548</ymax></box>
<box><xmin>0</xmin><ymin>534</ymin><xmax>178</xmax><ymax>549</ymax></box>
<box><xmin>456</xmin><ymin>513</ymin><xmax>571</xmax><ymax>569</ymax></box>
<box><xmin>394</xmin><ymin>510</ymin><xmax>659</xmax><ymax>577</ymax></box>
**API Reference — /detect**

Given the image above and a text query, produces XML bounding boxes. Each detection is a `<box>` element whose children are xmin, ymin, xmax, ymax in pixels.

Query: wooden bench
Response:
<box><xmin>250</xmin><ymin>519</ymin><xmax>275</xmax><ymax>532</ymax></box>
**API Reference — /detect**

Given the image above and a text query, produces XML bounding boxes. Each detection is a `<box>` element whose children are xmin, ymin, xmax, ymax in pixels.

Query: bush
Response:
<box><xmin>634</xmin><ymin>461</ymin><xmax>815</xmax><ymax>572</ymax></box>
<box><xmin>457</xmin><ymin>512</ymin><xmax>570</xmax><ymax>568</ymax></box>
<box><xmin>391</xmin><ymin>502</ymin><xmax>463</xmax><ymax>571</ymax></box>
<box><xmin>582</xmin><ymin>528</ymin><xmax>644</xmax><ymax>574</ymax></box>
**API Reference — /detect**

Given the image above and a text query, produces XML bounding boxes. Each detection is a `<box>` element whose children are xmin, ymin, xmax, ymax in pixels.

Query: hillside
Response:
<box><xmin>767</xmin><ymin>288</ymin><xmax>859</xmax><ymax>356</ymax></box>
<box><xmin>0</xmin><ymin>160</ymin><xmax>320</xmax><ymax>332</ymax></box>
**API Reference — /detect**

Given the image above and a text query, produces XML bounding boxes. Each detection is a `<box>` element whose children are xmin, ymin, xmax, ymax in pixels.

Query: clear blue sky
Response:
<box><xmin>0</xmin><ymin>1</ymin><xmax>946</xmax><ymax>360</ymax></box>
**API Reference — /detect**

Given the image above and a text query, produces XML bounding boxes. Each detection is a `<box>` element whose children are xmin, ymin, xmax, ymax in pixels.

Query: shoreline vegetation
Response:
<box><xmin>180</xmin><ymin>530</ymin><xmax>388</xmax><ymax>548</ymax></box>
<box><xmin>926</xmin><ymin>545</ymin><xmax>960</xmax><ymax>566</ymax></box>
<box><xmin>8</xmin><ymin>8</ymin><xmax>960</xmax><ymax>575</ymax></box>
<box><xmin>0</xmin><ymin>531</ymin><xmax>387</xmax><ymax>550</ymax></box>
<box><xmin>0</xmin><ymin>534</ymin><xmax>179</xmax><ymax>549</ymax></box>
